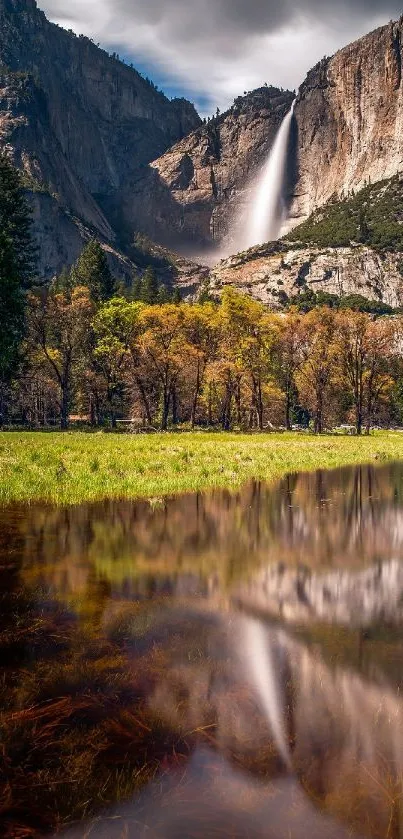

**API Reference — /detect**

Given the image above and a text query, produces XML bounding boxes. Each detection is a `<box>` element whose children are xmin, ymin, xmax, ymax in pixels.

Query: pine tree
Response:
<box><xmin>0</xmin><ymin>152</ymin><xmax>34</xmax><ymax>393</ymax></box>
<box><xmin>157</xmin><ymin>284</ymin><xmax>169</xmax><ymax>304</ymax></box>
<box><xmin>132</xmin><ymin>275</ymin><xmax>142</xmax><ymax>301</ymax></box>
<box><xmin>71</xmin><ymin>240</ymin><xmax>116</xmax><ymax>303</ymax></box>
<box><xmin>140</xmin><ymin>266</ymin><xmax>159</xmax><ymax>304</ymax></box>
<box><xmin>172</xmin><ymin>288</ymin><xmax>182</xmax><ymax>305</ymax></box>
<box><xmin>53</xmin><ymin>267</ymin><xmax>74</xmax><ymax>295</ymax></box>
<box><xmin>199</xmin><ymin>282</ymin><xmax>214</xmax><ymax>304</ymax></box>
<box><xmin>358</xmin><ymin>207</ymin><xmax>370</xmax><ymax>244</ymax></box>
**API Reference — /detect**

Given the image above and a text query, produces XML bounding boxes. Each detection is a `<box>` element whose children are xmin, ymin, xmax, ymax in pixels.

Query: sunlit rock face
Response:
<box><xmin>290</xmin><ymin>19</ymin><xmax>403</xmax><ymax>226</ymax></box>
<box><xmin>209</xmin><ymin>243</ymin><xmax>403</xmax><ymax>307</ymax></box>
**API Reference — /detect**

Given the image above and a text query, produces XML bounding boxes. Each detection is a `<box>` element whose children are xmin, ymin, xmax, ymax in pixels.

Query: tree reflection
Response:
<box><xmin>2</xmin><ymin>464</ymin><xmax>403</xmax><ymax>837</ymax></box>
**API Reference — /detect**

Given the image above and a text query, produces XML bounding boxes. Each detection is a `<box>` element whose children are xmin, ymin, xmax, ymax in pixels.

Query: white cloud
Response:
<box><xmin>39</xmin><ymin>0</ymin><xmax>401</xmax><ymax>114</ymax></box>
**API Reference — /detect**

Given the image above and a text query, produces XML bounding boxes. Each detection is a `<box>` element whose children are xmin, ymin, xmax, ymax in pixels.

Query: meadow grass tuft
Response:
<box><xmin>1</xmin><ymin>430</ymin><xmax>403</xmax><ymax>505</ymax></box>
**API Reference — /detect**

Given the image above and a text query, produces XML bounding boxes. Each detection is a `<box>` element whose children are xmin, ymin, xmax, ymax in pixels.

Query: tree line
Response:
<box><xmin>8</xmin><ymin>282</ymin><xmax>403</xmax><ymax>434</ymax></box>
<box><xmin>1</xmin><ymin>150</ymin><xmax>403</xmax><ymax>435</ymax></box>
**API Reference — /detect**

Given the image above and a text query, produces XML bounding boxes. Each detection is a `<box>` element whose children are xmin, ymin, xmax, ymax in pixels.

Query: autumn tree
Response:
<box><xmin>183</xmin><ymin>303</ymin><xmax>220</xmax><ymax>428</ymax></box>
<box><xmin>92</xmin><ymin>298</ymin><xmax>143</xmax><ymax>427</ymax></box>
<box><xmin>28</xmin><ymin>285</ymin><xmax>94</xmax><ymax>429</ymax></box>
<box><xmin>272</xmin><ymin>310</ymin><xmax>305</xmax><ymax>429</ymax></box>
<box><xmin>296</xmin><ymin>307</ymin><xmax>339</xmax><ymax>433</ymax></box>
<box><xmin>218</xmin><ymin>290</ymin><xmax>279</xmax><ymax>430</ymax></box>
<box><xmin>363</xmin><ymin>317</ymin><xmax>396</xmax><ymax>433</ymax></box>
<box><xmin>139</xmin><ymin>304</ymin><xmax>187</xmax><ymax>430</ymax></box>
<box><xmin>336</xmin><ymin>310</ymin><xmax>385</xmax><ymax>435</ymax></box>
<box><xmin>209</xmin><ymin>290</ymin><xmax>248</xmax><ymax>429</ymax></box>
<box><xmin>7</xmin><ymin>280</ymin><xmax>403</xmax><ymax>432</ymax></box>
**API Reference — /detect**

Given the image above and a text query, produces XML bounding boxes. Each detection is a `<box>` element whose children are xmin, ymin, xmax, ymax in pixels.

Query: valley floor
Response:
<box><xmin>1</xmin><ymin>431</ymin><xmax>403</xmax><ymax>505</ymax></box>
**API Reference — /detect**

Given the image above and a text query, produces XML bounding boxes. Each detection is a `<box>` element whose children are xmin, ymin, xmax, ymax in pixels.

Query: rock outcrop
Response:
<box><xmin>207</xmin><ymin>241</ymin><xmax>403</xmax><ymax>307</ymax></box>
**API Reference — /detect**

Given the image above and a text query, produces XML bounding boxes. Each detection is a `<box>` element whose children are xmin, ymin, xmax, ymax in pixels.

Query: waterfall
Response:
<box><xmin>242</xmin><ymin>618</ymin><xmax>292</xmax><ymax>770</ymax></box>
<box><xmin>242</xmin><ymin>101</ymin><xmax>295</xmax><ymax>250</ymax></box>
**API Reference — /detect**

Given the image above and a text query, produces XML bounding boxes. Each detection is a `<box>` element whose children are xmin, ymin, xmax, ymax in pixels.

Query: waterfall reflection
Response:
<box><xmin>3</xmin><ymin>462</ymin><xmax>403</xmax><ymax>838</ymax></box>
<box><xmin>57</xmin><ymin>610</ymin><xmax>402</xmax><ymax>838</ymax></box>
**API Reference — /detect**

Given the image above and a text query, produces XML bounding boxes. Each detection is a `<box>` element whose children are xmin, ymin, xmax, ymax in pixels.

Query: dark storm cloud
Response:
<box><xmin>41</xmin><ymin>0</ymin><xmax>402</xmax><ymax>112</ymax></box>
<box><xmin>111</xmin><ymin>0</ymin><xmax>401</xmax><ymax>39</ymax></box>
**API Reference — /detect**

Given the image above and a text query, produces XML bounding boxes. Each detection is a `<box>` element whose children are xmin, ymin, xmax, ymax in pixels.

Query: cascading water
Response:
<box><xmin>241</xmin><ymin>100</ymin><xmax>295</xmax><ymax>251</ymax></box>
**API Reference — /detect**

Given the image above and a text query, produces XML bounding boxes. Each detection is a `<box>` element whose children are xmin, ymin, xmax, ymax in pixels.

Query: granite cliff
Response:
<box><xmin>132</xmin><ymin>17</ymin><xmax>403</xmax><ymax>261</ymax></box>
<box><xmin>290</xmin><ymin>18</ymin><xmax>403</xmax><ymax>226</ymax></box>
<box><xmin>0</xmin><ymin>0</ymin><xmax>200</xmax><ymax>278</ymax></box>
<box><xmin>2</xmin><ymin>1</ymin><xmax>403</xmax><ymax>296</ymax></box>
<box><xmin>116</xmin><ymin>86</ymin><xmax>295</xmax><ymax>251</ymax></box>
<box><xmin>208</xmin><ymin>241</ymin><xmax>403</xmax><ymax>309</ymax></box>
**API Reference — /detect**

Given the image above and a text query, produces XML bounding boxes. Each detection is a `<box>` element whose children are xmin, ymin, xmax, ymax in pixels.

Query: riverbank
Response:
<box><xmin>1</xmin><ymin>430</ymin><xmax>403</xmax><ymax>505</ymax></box>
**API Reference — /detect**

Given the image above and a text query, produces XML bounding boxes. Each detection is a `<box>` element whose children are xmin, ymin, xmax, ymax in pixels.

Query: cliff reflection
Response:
<box><xmin>3</xmin><ymin>463</ymin><xmax>403</xmax><ymax>838</ymax></box>
<box><xmin>57</xmin><ymin>610</ymin><xmax>403</xmax><ymax>839</ymax></box>
<box><xmin>9</xmin><ymin>463</ymin><xmax>403</xmax><ymax>606</ymax></box>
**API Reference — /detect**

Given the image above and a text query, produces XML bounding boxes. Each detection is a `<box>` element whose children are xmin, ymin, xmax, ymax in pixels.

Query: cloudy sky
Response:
<box><xmin>40</xmin><ymin>0</ymin><xmax>401</xmax><ymax>114</ymax></box>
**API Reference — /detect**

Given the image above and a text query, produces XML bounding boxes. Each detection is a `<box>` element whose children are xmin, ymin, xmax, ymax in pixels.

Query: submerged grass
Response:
<box><xmin>0</xmin><ymin>589</ymin><xmax>193</xmax><ymax>838</ymax></box>
<box><xmin>1</xmin><ymin>430</ymin><xmax>403</xmax><ymax>505</ymax></box>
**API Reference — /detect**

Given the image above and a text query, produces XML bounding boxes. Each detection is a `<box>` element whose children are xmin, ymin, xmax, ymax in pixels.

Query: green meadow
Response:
<box><xmin>1</xmin><ymin>430</ymin><xmax>403</xmax><ymax>505</ymax></box>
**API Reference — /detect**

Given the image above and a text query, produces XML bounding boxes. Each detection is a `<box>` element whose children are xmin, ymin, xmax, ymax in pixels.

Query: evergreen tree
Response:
<box><xmin>53</xmin><ymin>267</ymin><xmax>74</xmax><ymax>295</ymax></box>
<box><xmin>132</xmin><ymin>275</ymin><xmax>142</xmax><ymax>301</ymax></box>
<box><xmin>172</xmin><ymin>287</ymin><xmax>182</xmax><ymax>305</ymax></box>
<box><xmin>71</xmin><ymin>240</ymin><xmax>116</xmax><ymax>303</ymax></box>
<box><xmin>0</xmin><ymin>152</ymin><xmax>34</xmax><ymax>394</ymax></box>
<box><xmin>157</xmin><ymin>284</ymin><xmax>169</xmax><ymax>304</ymax></box>
<box><xmin>140</xmin><ymin>266</ymin><xmax>159</xmax><ymax>304</ymax></box>
<box><xmin>358</xmin><ymin>207</ymin><xmax>370</xmax><ymax>244</ymax></box>
<box><xmin>199</xmin><ymin>282</ymin><xmax>214</xmax><ymax>304</ymax></box>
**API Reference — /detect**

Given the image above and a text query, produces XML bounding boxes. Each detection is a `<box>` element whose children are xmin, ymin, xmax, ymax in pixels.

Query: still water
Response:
<box><xmin>2</xmin><ymin>464</ymin><xmax>403</xmax><ymax>837</ymax></box>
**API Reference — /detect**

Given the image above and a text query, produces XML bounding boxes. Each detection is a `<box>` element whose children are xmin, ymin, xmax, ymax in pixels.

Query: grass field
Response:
<box><xmin>1</xmin><ymin>430</ymin><xmax>403</xmax><ymax>505</ymax></box>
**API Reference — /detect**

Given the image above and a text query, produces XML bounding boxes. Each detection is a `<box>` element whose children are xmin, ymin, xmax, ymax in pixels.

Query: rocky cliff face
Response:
<box><xmin>290</xmin><ymin>18</ymin><xmax>403</xmax><ymax>226</ymax></box>
<box><xmin>207</xmin><ymin>241</ymin><xmax>403</xmax><ymax>307</ymax></box>
<box><xmin>118</xmin><ymin>87</ymin><xmax>294</xmax><ymax>251</ymax></box>
<box><xmin>204</xmin><ymin>169</ymin><xmax>403</xmax><ymax>307</ymax></box>
<box><xmin>2</xmin><ymin>2</ymin><xmax>403</xmax><ymax>290</ymax></box>
<box><xmin>0</xmin><ymin>0</ymin><xmax>200</xmax><ymax>277</ymax></box>
<box><xmin>0</xmin><ymin>0</ymin><xmax>200</xmax><ymax>196</ymax></box>
<box><xmin>132</xmin><ymin>17</ymin><xmax>403</xmax><ymax>257</ymax></box>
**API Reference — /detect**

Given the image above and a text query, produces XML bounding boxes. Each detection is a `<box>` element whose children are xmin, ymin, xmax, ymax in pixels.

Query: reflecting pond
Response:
<box><xmin>2</xmin><ymin>463</ymin><xmax>403</xmax><ymax>837</ymax></box>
